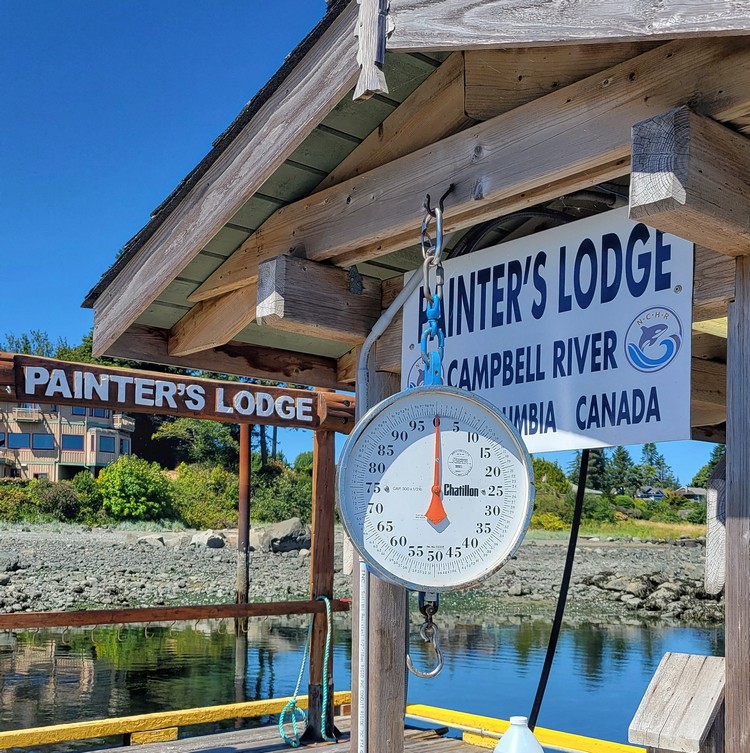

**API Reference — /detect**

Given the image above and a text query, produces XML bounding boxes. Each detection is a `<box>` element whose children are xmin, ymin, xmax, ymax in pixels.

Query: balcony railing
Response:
<box><xmin>12</xmin><ymin>407</ymin><xmax>42</xmax><ymax>422</ymax></box>
<box><xmin>113</xmin><ymin>414</ymin><xmax>136</xmax><ymax>432</ymax></box>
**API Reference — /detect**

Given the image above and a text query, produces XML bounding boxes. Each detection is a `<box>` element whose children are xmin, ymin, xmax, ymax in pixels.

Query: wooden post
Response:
<box><xmin>726</xmin><ymin>256</ymin><xmax>750</xmax><ymax>753</ymax></box>
<box><xmin>351</xmin><ymin>370</ymin><xmax>407</xmax><ymax>753</ymax></box>
<box><xmin>303</xmin><ymin>429</ymin><xmax>337</xmax><ymax>742</ymax></box>
<box><xmin>236</xmin><ymin>423</ymin><xmax>251</xmax><ymax>632</ymax></box>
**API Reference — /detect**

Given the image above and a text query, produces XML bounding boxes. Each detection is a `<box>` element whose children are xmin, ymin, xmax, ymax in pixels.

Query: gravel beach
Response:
<box><xmin>0</xmin><ymin>525</ymin><xmax>722</xmax><ymax>623</ymax></box>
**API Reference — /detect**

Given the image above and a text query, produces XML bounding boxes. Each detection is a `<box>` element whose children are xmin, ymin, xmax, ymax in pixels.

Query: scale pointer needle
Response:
<box><xmin>425</xmin><ymin>416</ymin><xmax>448</xmax><ymax>525</ymax></box>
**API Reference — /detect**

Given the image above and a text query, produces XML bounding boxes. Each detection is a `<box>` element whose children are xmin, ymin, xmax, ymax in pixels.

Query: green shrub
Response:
<box><xmin>532</xmin><ymin>457</ymin><xmax>570</xmax><ymax>495</ymax></box>
<box><xmin>613</xmin><ymin>494</ymin><xmax>635</xmax><ymax>509</ymax></box>
<box><xmin>530</xmin><ymin>512</ymin><xmax>567</xmax><ymax>531</ymax></box>
<box><xmin>97</xmin><ymin>455</ymin><xmax>173</xmax><ymax>521</ymax></box>
<box><xmin>564</xmin><ymin>490</ymin><xmax>615</xmax><ymax>523</ymax></box>
<box><xmin>687</xmin><ymin>502</ymin><xmax>707</xmax><ymax>525</ymax></box>
<box><xmin>647</xmin><ymin>499</ymin><xmax>681</xmax><ymax>523</ymax></box>
<box><xmin>171</xmin><ymin>463</ymin><xmax>238</xmax><ymax>529</ymax></box>
<box><xmin>72</xmin><ymin>472</ymin><xmax>104</xmax><ymax>523</ymax></box>
<box><xmin>28</xmin><ymin>479</ymin><xmax>80</xmax><ymax>521</ymax></box>
<box><xmin>533</xmin><ymin>493</ymin><xmax>568</xmax><ymax>520</ymax></box>
<box><xmin>0</xmin><ymin>487</ymin><xmax>31</xmax><ymax>522</ymax></box>
<box><xmin>252</xmin><ymin>466</ymin><xmax>312</xmax><ymax>523</ymax></box>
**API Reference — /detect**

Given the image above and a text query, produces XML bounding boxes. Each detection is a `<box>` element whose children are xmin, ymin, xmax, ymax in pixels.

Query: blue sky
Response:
<box><xmin>0</xmin><ymin>1</ymin><xmax>716</xmax><ymax>482</ymax></box>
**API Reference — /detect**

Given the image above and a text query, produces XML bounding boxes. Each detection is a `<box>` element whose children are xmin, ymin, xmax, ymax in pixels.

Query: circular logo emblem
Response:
<box><xmin>447</xmin><ymin>449</ymin><xmax>473</xmax><ymax>477</ymax></box>
<box><xmin>406</xmin><ymin>357</ymin><xmax>445</xmax><ymax>388</ymax></box>
<box><xmin>624</xmin><ymin>306</ymin><xmax>682</xmax><ymax>373</ymax></box>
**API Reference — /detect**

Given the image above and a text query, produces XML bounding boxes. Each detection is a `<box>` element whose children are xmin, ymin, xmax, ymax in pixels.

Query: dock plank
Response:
<box><xmin>104</xmin><ymin>718</ymin><xmax>478</xmax><ymax>753</ymax></box>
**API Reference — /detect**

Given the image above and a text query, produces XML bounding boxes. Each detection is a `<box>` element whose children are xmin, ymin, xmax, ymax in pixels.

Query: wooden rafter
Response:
<box><xmin>386</xmin><ymin>0</ymin><xmax>750</xmax><ymax>52</ymax></box>
<box><xmin>631</xmin><ymin>106</ymin><xmax>750</xmax><ymax>257</ymax></box>
<box><xmin>91</xmin><ymin>3</ymin><xmax>360</xmax><ymax>358</ymax></box>
<box><xmin>107</xmin><ymin>324</ymin><xmax>351</xmax><ymax>391</ymax></box>
<box><xmin>186</xmin><ymin>38</ymin><xmax>750</xmax><ymax>320</ymax></box>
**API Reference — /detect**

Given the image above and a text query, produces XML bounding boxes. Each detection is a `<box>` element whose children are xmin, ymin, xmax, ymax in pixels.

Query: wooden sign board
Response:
<box><xmin>0</xmin><ymin>353</ymin><xmax>354</xmax><ymax>433</ymax></box>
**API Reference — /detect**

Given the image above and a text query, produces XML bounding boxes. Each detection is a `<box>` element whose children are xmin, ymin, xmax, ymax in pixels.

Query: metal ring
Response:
<box><xmin>406</xmin><ymin>622</ymin><xmax>444</xmax><ymax>679</ymax></box>
<box><xmin>60</xmin><ymin>627</ymin><xmax>71</xmax><ymax>647</ymax></box>
<box><xmin>144</xmin><ymin>624</ymin><xmax>153</xmax><ymax>639</ymax></box>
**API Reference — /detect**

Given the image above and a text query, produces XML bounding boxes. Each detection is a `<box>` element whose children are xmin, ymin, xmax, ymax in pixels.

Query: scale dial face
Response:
<box><xmin>337</xmin><ymin>385</ymin><xmax>534</xmax><ymax>592</ymax></box>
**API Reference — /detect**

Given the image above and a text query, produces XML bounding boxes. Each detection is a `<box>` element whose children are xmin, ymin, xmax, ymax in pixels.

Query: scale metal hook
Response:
<box><xmin>406</xmin><ymin>622</ymin><xmax>444</xmax><ymax>679</ymax></box>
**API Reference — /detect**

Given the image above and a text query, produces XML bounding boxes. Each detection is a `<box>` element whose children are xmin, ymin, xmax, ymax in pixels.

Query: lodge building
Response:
<box><xmin>0</xmin><ymin>402</ymin><xmax>134</xmax><ymax>481</ymax></box>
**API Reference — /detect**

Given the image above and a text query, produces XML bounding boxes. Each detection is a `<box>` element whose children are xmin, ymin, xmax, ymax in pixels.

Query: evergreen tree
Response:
<box><xmin>639</xmin><ymin>443</ymin><xmax>678</xmax><ymax>488</ymax></box>
<box><xmin>586</xmin><ymin>448</ymin><xmax>608</xmax><ymax>491</ymax></box>
<box><xmin>691</xmin><ymin>444</ymin><xmax>726</xmax><ymax>488</ymax></box>
<box><xmin>567</xmin><ymin>450</ymin><xmax>582</xmax><ymax>483</ymax></box>
<box><xmin>607</xmin><ymin>446</ymin><xmax>637</xmax><ymax>495</ymax></box>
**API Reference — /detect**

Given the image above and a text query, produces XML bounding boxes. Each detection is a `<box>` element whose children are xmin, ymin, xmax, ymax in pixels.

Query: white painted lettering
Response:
<box><xmin>296</xmin><ymin>397</ymin><xmax>314</xmax><ymax>422</ymax></box>
<box><xmin>84</xmin><ymin>372</ymin><xmax>109</xmax><ymax>401</ymax></box>
<box><xmin>233</xmin><ymin>390</ymin><xmax>255</xmax><ymax>416</ymax></box>
<box><xmin>134</xmin><ymin>378</ymin><xmax>155</xmax><ymax>406</ymax></box>
<box><xmin>256</xmin><ymin>393</ymin><xmax>274</xmax><ymax>417</ymax></box>
<box><xmin>154</xmin><ymin>380</ymin><xmax>178</xmax><ymax>409</ymax></box>
<box><xmin>73</xmin><ymin>371</ymin><xmax>83</xmax><ymax>399</ymax></box>
<box><xmin>185</xmin><ymin>384</ymin><xmax>205</xmax><ymax>411</ymax></box>
<box><xmin>110</xmin><ymin>375</ymin><xmax>133</xmax><ymax>402</ymax></box>
<box><xmin>46</xmin><ymin>369</ymin><xmax>72</xmax><ymax>399</ymax></box>
<box><xmin>24</xmin><ymin>366</ymin><xmax>49</xmax><ymax>394</ymax></box>
<box><xmin>215</xmin><ymin>388</ymin><xmax>233</xmax><ymax>414</ymax></box>
<box><xmin>275</xmin><ymin>395</ymin><xmax>295</xmax><ymax>420</ymax></box>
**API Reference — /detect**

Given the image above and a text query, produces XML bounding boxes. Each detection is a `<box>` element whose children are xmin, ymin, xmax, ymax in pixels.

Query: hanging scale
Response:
<box><xmin>337</xmin><ymin>189</ymin><xmax>535</xmax><ymax>679</ymax></box>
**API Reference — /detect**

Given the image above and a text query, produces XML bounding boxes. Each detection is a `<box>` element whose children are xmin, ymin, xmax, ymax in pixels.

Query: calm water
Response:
<box><xmin>0</xmin><ymin>616</ymin><xmax>723</xmax><ymax>751</ymax></box>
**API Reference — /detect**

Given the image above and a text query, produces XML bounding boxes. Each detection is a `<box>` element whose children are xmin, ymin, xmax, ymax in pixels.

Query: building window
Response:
<box><xmin>120</xmin><ymin>438</ymin><xmax>130</xmax><ymax>455</ymax></box>
<box><xmin>62</xmin><ymin>434</ymin><xmax>84</xmax><ymax>451</ymax></box>
<box><xmin>99</xmin><ymin>436</ymin><xmax>116</xmax><ymax>453</ymax></box>
<box><xmin>90</xmin><ymin>408</ymin><xmax>110</xmax><ymax>419</ymax></box>
<box><xmin>20</xmin><ymin>403</ymin><xmax>39</xmax><ymax>410</ymax></box>
<box><xmin>0</xmin><ymin>432</ymin><xmax>5</xmax><ymax>448</ymax></box>
<box><xmin>31</xmin><ymin>433</ymin><xmax>54</xmax><ymax>450</ymax></box>
<box><xmin>8</xmin><ymin>433</ymin><xmax>30</xmax><ymax>449</ymax></box>
<box><xmin>72</xmin><ymin>406</ymin><xmax>86</xmax><ymax>416</ymax></box>
<box><xmin>33</xmin><ymin>473</ymin><xmax>48</xmax><ymax>479</ymax></box>
<box><xmin>49</xmin><ymin>405</ymin><xmax>57</xmax><ymax>413</ymax></box>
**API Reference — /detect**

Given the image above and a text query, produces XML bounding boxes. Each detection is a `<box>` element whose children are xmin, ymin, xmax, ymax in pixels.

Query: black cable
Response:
<box><xmin>528</xmin><ymin>448</ymin><xmax>590</xmax><ymax>731</ymax></box>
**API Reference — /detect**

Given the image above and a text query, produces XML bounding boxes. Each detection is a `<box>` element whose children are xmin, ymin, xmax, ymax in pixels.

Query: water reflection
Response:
<box><xmin>0</xmin><ymin>617</ymin><xmax>723</xmax><ymax>750</ymax></box>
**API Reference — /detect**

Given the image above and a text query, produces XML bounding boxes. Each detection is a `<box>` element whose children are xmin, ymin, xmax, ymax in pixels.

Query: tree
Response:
<box><xmin>1</xmin><ymin>330</ymin><xmax>64</xmax><ymax>357</ymax></box>
<box><xmin>586</xmin><ymin>448</ymin><xmax>608</xmax><ymax>491</ymax></box>
<box><xmin>691</xmin><ymin>444</ymin><xmax>725</xmax><ymax>488</ymax></box>
<box><xmin>607</xmin><ymin>446</ymin><xmax>638</xmax><ymax>496</ymax></box>
<box><xmin>152</xmin><ymin>418</ymin><xmax>240</xmax><ymax>471</ymax></box>
<box><xmin>639</xmin><ymin>443</ymin><xmax>678</xmax><ymax>489</ymax></box>
<box><xmin>567</xmin><ymin>451</ymin><xmax>582</xmax><ymax>483</ymax></box>
<box><xmin>532</xmin><ymin>457</ymin><xmax>570</xmax><ymax>495</ymax></box>
<box><xmin>97</xmin><ymin>455</ymin><xmax>173</xmax><ymax>520</ymax></box>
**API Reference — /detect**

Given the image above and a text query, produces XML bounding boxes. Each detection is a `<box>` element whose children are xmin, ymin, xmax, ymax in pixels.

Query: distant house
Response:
<box><xmin>676</xmin><ymin>486</ymin><xmax>708</xmax><ymax>502</ymax></box>
<box><xmin>0</xmin><ymin>402</ymin><xmax>134</xmax><ymax>481</ymax></box>
<box><xmin>636</xmin><ymin>486</ymin><xmax>667</xmax><ymax>502</ymax></box>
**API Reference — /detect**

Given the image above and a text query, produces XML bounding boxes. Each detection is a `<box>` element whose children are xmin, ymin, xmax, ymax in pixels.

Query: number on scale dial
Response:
<box><xmin>337</xmin><ymin>385</ymin><xmax>534</xmax><ymax>592</ymax></box>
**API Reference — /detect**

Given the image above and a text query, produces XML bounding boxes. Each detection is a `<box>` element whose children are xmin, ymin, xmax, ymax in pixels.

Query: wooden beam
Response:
<box><xmin>188</xmin><ymin>38</ymin><xmax>750</xmax><ymax>307</ymax></box>
<box><xmin>336</xmin><ymin>346</ymin><xmax>359</xmax><ymax>384</ymax></box>
<box><xmin>694</xmin><ymin>246</ymin><xmax>735</xmax><ymax>308</ymax></box>
<box><xmin>169</xmin><ymin>285</ymin><xmax>257</xmax><ymax>357</ymax></box>
<box><xmin>90</xmin><ymin>3</ymin><xmax>360</xmax><ymax>357</ymax></box>
<box><xmin>375</xmin><ymin>276</ymin><xmax>405</xmax><ymax>373</ymax></box>
<box><xmin>106</xmin><ymin>324</ymin><xmax>350</xmax><ymax>391</ymax></box>
<box><xmin>318</xmin><ymin>53</ymin><xmax>472</xmax><ymax>191</ymax></box>
<box><xmin>257</xmin><ymin>256</ymin><xmax>382</xmax><ymax>344</ymax></box>
<box><xmin>726</xmin><ymin>255</ymin><xmax>750</xmax><ymax>753</ymax></box>
<box><xmin>464</xmin><ymin>42</ymin><xmax>658</xmax><ymax>121</ymax></box>
<box><xmin>631</xmin><ymin>106</ymin><xmax>750</xmax><ymax>256</ymax></box>
<box><xmin>691</xmin><ymin>359</ymin><xmax>726</xmax><ymax>428</ymax></box>
<box><xmin>386</xmin><ymin>0</ymin><xmax>750</xmax><ymax>52</ymax></box>
<box><xmin>354</xmin><ymin>0</ymin><xmax>388</xmax><ymax>100</ymax></box>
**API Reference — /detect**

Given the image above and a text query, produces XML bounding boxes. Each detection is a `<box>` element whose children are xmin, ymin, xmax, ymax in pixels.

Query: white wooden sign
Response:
<box><xmin>401</xmin><ymin>208</ymin><xmax>694</xmax><ymax>453</ymax></box>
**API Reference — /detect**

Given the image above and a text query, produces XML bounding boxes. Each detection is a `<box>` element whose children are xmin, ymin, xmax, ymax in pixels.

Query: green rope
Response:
<box><xmin>278</xmin><ymin>595</ymin><xmax>335</xmax><ymax>747</ymax></box>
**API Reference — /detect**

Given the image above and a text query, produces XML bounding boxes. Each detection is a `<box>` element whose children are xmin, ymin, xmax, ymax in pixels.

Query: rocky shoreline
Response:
<box><xmin>0</xmin><ymin>524</ymin><xmax>723</xmax><ymax>624</ymax></box>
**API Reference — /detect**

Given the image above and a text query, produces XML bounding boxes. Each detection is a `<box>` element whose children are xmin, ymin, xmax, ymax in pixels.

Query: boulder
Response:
<box><xmin>138</xmin><ymin>535</ymin><xmax>165</xmax><ymax>547</ymax></box>
<box><xmin>191</xmin><ymin>530</ymin><xmax>226</xmax><ymax>549</ymax></box>
<box><xmin>249</xmin><ymin>528</ymin><xmax>272</xmax><ymax>553</ymax></box>
<box><xmin>269</xmin><ymin>518</ymin><xmax>311</xmax><ymax>553</ymax></box>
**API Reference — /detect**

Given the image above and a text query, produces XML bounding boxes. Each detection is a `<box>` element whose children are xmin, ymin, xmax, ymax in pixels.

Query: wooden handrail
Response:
<box><xmin>0</xmin><ymin>598</ymin><xmax>350</xmax><ymax>629</ymax></box>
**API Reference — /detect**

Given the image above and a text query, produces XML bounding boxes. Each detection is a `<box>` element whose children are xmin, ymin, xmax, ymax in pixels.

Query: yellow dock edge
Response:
<box><xmin>0</xmin><ymin>691</ymin><xmax>352</xmax><ymax>748</ymax></box>
<box><xmin>405</xmin><ymin>704</ymin><xmax>645</xmax><ymax>753</ymax></box>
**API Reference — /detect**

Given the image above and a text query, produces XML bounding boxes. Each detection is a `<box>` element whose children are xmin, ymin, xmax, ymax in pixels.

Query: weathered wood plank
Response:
<box><xmin>169</xmin><ymin>285</ymin><xmax>258</xmax><ymax>357</ymax></box>
<box><xmin>107</xmin><ymin>324</ymin><xmax>350</xmax><ymax>391</ymax></box>
<box><xmin>694</xmin><ymin>246</ymin><xmax>735</xmax><ymax>308</ymax></box>
<box><xmin>725</xmin><ymin>255</ymin><xmax>750</xmax><ymax>753</ymax></box>
<box><xmin>387</xmin><ymin>0</ymin><xmax>750</xmax><ymax>52</ymax></box>
<box><xmin>631</xmin><ymin>106</ymin><xmax>750</xmax><ymax>256</ymax></box>
<box><xmin>91</xmin><ymin>4</ymin><xmax>360</xmax><ymax>357</ymax></box>
<box><xmin>705</xmin><ymin>456</ymin><xmax>726</xmax><ymax>595</ymax></box>
<box><xmin>464</xmin><ymin>42</ymin><xmax>658</xmax><ymax>120</ymax></box>
<box><xmin>629</xmin><ymin>652</ymin><xmax>724</xmax><ymax>753</ymax></box>
<box><xmin>691</xmin><ymin>359</ymin><xmax>726</xmax><ymax>428</ymax></box>
<box><xmin>354</xmin><ymin>0</ymin><xmax>388</xmax><ymax>100</ymax></box>
<box><xmin>188</xmin><ymin>38</ymin><xmax>750</xmax><ymax>307</ymax></box>
<box><xmin>256</xmin><ymin>256</ymin><xmax>382</xmax><ymax>344</ymax></box>
<box><xmin>375</xmin><ymin>275</ymin><xmax>405</xmax><ymax>373</ymax></box>
<box><xmin>337</xmin><ymin>347</ymin><xmax>360</xmax><ymax>384</ymax></box>
<box><xmin>319</xmin><ymin>53</ymin><xmax>472</xmax><ymax>190</ymax></box>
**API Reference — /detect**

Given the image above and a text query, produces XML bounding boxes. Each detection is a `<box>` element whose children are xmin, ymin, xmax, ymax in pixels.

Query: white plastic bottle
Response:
<box><xmin>493</xmin><ymin>716</ymin><xmax>545</xmax><ymax>753</ymax></box>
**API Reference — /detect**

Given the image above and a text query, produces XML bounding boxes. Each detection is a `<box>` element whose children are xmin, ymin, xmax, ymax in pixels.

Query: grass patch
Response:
<box><xmin>526</xmin><ymin>519</ymin><xmax>706</xmax><ymax>540</ymax></box>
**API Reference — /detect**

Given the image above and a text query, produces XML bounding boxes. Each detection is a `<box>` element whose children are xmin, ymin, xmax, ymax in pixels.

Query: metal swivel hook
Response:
<box><xmin>406</xmin><ymin>620</ymin><xmax>444</xmax><ymax>679</ymax></box>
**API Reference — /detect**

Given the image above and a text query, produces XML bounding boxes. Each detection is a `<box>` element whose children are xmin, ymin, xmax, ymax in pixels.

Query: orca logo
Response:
<box><xmin>624</xmin><ymin>306</ymin><xmax>682</xmax><ymax>373</ymax></box>
<box><xmin>406</xmin><ymin>357</ymin><xmax>445</xmax><ymax>388</ymax></box>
